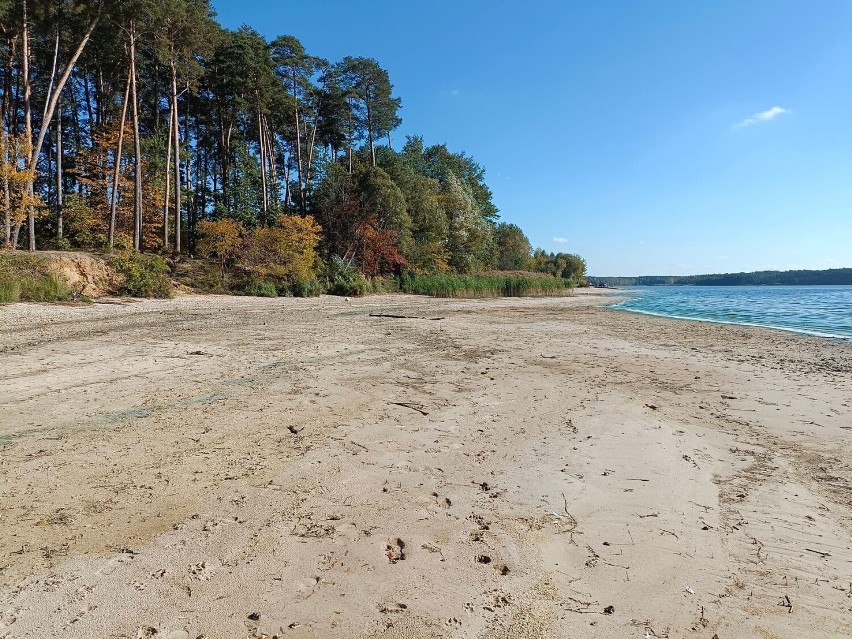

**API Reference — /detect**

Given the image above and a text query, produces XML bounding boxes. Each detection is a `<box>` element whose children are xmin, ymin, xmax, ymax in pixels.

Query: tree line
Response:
<box><xmin>588</xmin><ymin>268</ymin><xmax>852</xmax><ymax>287</ymax></box>
<box><xmin>0</xmin><ymin>0</ymin><xmax>585</xmax><ymax>286</ymax></box>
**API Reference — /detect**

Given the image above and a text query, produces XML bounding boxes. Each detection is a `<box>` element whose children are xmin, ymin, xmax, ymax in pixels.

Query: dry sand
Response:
<box><xmin>1</xmin><ymin>291</ymin><xmax>850</xmax><ymax>638</ymax></box>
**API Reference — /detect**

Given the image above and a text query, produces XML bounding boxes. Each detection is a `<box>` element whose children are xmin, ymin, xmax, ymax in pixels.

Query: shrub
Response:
<box><xmin>289</xmin><ymin>279</ymin><xmax>323</xmax><ymax>298</ymax></box>
<box><xmin>110</xmin><ymin>253</ymin><xmax>173</xmax><ymax>298</ymax></box>
<box><xmin>197</xmin><ymin>218</ymin><xmax>244</xmax><ymax>274</ymax></box>
<box><xmin>241</xmin><ymin>215</ymin><xmax>321</xmax><ymax>286</ymax></box>
<box><xmin>321</xmin><ymin>255</ymin><xmax>369</xmax><ymax>297</ymax></box>
<box><xmin>242</xmin><ymin>280</ymin><xmax>278</xmax><ymax>297</ymax></box>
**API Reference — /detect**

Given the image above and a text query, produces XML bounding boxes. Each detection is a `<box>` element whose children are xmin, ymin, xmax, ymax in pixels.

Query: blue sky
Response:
<box><xmin>213</xmin><ymin>0</ymin><xmax>852</xmax><ymax>276</ymax></box>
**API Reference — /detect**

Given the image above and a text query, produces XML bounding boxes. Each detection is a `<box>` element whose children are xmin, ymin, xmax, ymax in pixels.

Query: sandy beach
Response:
<box><xmin>1</xmin><ymin>291</ymin><xmax>850</xmax><ymax>639</ymax></box>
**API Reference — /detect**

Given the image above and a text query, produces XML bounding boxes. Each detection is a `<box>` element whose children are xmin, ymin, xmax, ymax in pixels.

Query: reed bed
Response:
<box><xmin>401</xmin><ymin>271</ymin><xmax>575</xmax><ymax>298</ymax></box>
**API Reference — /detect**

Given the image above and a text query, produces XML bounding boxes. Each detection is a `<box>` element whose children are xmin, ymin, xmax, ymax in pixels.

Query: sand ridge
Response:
<box><xmin>1</xmin><ymin>293</ymin><xmax>850</xmax><ymax>638</ymax></box>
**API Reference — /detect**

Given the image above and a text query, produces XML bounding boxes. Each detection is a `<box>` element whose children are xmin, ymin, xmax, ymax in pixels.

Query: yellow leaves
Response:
<box><xmin>241</xmin><ymin>215</ymin><xmax>321</xmax><ymax>284</ymax></box>
<box><xmin>1</xmin><ymin>133</ymin><xmax>43</xmax><ymax>226</ymax></box>
<box><xmin>197</xmin><ymin>218</ymin><xmax>244</xmax><ymax>265</ymax></box>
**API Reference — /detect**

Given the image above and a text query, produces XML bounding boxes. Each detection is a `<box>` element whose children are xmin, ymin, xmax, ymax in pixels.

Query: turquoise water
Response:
<box><xmin>610</xmin><ymin>285</ymin><xmax>852</xmax><ymax>339</ymax></box>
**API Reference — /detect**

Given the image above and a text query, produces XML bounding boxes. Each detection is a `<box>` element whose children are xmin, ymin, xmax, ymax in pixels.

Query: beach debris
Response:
<box><xmin>495</xmin><ymin>563</ymin><xmax>510</xmax><ymax>575</ymax></box>
<box><xmin>603</xmin><ymin>605</ymin><xmax>615</xmax><ymax>615</ymax></box>
<box><xmin>644</xmin><ymin>404</ymin><xmax>658</xmax><ymax>410</ymax></box>
<box><xmin>805</xmin><ymin>547</ymin><xmax>831</xmax><ymax>558</ymax></box>
<box><xmin>247</xmin><ymin>612</ymin><xmax>261</xmax><ymax>621</ymax></box>
<box><xmin>469</xmin><ymin>530</ymin><xmax>484</xmax><ymax>542</ymax></box>
<box><xmin>378</xmin><ymin>602</ymin><xmax>408</xmax><ymax>613</ymax></box>
<box><xmin>779</xmin><ymin>594</ymin><xmax>793</xmax><ymax>613</ymax></box>
<box><xmin>388</xmin><ymin>401</ymin><xmax>429</xmax><ymax>415</ymax></box>
<box><xmin>385</xmin><ymin>537</ymin><xmax>405</xmax><ymax>563</ymax></box>
<box><xmin>684</xmin><ymin>586</ymin><xmax>695</xmax><ymax>595</ymax></box>
<box><xmin>137</xmin><ymin>628</ymin><xmax>159</xmax><ymax>638</ymax></box>
<box><xmin>287</xmin><ymin>424</ymin><xmax>303</xmax><ymax>434</ymax></box>
<box><xmin>369</xmin><ymin>312</ymin><xmax>445</xmax><ymax>320</ymax></box>
<box><xmin>475</xmin><ymin>554</ymin><xmax>492</xmax><ymax>564</ymax></box>
<box><xmin>721</xmin><ymin>395</ymin><xmax>737</xmax><ymax>400</ymax></box>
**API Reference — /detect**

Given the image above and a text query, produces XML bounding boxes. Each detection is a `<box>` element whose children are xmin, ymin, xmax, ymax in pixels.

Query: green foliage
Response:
<box><xmin>110</xmin><ymin>253</ymin><xmax>174</xmax><ymax>298</ymax></box>
<box><xmin>289</xmin><ymin>279</ymin><xmax>323</xmax><ymax>297</ymax></box>
<box><xmin>401</xmin><ymin>271</ymin><xmax>573</xmax><ymax>298</ymax></box>
<box><xmin>321</xmin><ymin>255</ymin><xmax>369</xmax><ymax>296</ymax></box>
<box><xmin>242</xmin><ymin>280</ymin><xmax>278</xmax><ymax>297</ymax></box>
<box><xmin>530</xmin><ymin>250</ymin><xmax>587</xmax><ymax>284</ymax></box>
<box><xmin>494</xmin><ymin>223</ymin><xmax>533</xmax><ymax>271</ymax></box>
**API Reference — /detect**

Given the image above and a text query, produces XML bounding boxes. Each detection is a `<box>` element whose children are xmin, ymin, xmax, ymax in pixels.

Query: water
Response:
<box><xmin>610</xmin><ymin>285</ymin><xmax>852</xmax><ymax>340</ymax></box>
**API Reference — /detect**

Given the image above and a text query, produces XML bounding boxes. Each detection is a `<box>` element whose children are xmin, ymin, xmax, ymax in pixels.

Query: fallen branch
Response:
<box><xmin>805</xmin><ymin>548</ymin><xmax>831</xmax><ymax>558</ymax></box>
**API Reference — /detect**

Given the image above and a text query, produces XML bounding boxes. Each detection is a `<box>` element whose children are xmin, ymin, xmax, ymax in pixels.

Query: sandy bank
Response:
<box><xmin>1</xmin><ymin>293</ymin><xmax>850</xmax><ymax>638</ymax></box>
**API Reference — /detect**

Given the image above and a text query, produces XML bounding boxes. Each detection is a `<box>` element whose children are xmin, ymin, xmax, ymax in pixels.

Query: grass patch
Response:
<box><xmin>0</xmin><ymin>275</ymin><xmax>21</xmax><ymax>303</ymax></box>
<box><xmin>401</xmin><ymin>271</ymin><xmax>575</xmax><ymax>298</ymax></box>
<box><xmin>0</xmin><ymin>252</ymin><xmax>71</xmax><ymax>303</ymax></box>
<box><xmin>19</xmin><ymin>275</ymin><xmax>72</xmax><ymax>302</ymax></box>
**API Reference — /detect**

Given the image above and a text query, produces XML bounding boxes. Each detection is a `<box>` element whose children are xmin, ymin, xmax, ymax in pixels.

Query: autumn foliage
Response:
<box><xmin>241</xmin><ymin>215</ymin><xmax>321</xmax><ymax>284</ymax></box>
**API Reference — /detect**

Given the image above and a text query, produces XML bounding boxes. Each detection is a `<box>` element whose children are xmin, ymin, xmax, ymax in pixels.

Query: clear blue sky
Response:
<box><xmin>213</xmin><ymin>0</ymin><xmax>852</xmax><ymax>276</ymax></box>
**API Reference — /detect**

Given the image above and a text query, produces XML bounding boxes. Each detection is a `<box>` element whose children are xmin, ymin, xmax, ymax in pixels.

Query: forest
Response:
<box><xmin>0</xmin><ymin>0</ymin><xmax>585</xmax><ymax>298</ymax></box>
<box><xmin>588</xmin><ymin>268</ymin><xmax>852</xmax><ymax>287</ymax></box>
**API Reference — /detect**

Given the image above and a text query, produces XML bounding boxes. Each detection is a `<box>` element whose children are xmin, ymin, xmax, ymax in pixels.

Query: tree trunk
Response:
<box><xmin>163</xmin><ymin>98</ymin><xmax>172</xmax><ymax>251</ymax></box>
<box><xmin>365</xmin><ymin>92</ymin><xmax>375</xmax><ymax>168</ymax></box>
<box><xmin>26</xmin><ymin>2</ymin><xmax>104</xmax><ymax>250</ymax></box>
<box><xmin>56</xmin><ymin>106</ymin><xmax>63</xmax><ymax>239</ymax></box>
<box><xmin>2</xmin><ymin>36</ymin><xmax>15</xmax><ymax>248</ymax></box>
<box><xmin>22</xmin><ymin>0</ymin><xmax>34</xmax><ymax>250</ymax></box>
<box><xmin>108</xmin><ymin>71</ymin><xmax>131</xmax><ymax>249</ymax></box>
<box><xmin>129</xmin><ymin>22</ymin><xmax>142</xmax><ymax>251</ymax></box>
<box><xmin>292</xmin><ymin>70</ymin><xmax>304</xmax><ymax>213</ymax></box>
<box><xmin>171</xmin><ymin>61</ymin><xmax>181</xmax><ymax>254</ymax></box>
<box><xmin>258</xmin><ymin>103</ymin><xmax>268</xmax><ymax>221</ymax></box>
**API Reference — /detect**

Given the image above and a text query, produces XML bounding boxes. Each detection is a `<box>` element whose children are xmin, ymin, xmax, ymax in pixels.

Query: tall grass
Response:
<box><xmin>0</xmin><ymin>253</ymin><xmax>72</xmax><ymax>303</ymax></box>
<box><xmin>0</xmin><ymin>275</ymin><xmax>22</xmax><ymax>303</ymax></box>
<box><xmin>401</xmin><ymin>271</ymin><xmax>575</xmax><ymax>298</ymax></box>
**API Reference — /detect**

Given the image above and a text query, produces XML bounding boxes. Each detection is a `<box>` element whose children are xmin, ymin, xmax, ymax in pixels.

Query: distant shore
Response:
<box><xmin>1</xmin><ymin>294</ymin><xmax>850</xmax><ymax>638</ymax></box>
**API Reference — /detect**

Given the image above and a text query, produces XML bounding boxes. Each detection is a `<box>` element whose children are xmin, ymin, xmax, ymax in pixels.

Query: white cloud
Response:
<box><xmin>552</xmin><ymin>236</ymin><xmax>567</xmax><ymax>244</ymax></box>
<box><xmin>734</xmin><ymin>106</ymin><xmax>789</xmax><ymax>128</ymax></box>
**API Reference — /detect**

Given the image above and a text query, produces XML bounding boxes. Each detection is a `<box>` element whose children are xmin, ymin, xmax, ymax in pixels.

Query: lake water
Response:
<box><xmin>610</xmin><ymin>285</ymin><xmax>852</xmax><ymax>340</ymax></box>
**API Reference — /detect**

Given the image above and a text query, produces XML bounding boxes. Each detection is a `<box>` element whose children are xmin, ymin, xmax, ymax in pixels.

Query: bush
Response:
<box><xmin>321</xmin><ymin>255</ymin><xmax>369</xmax><ymax>297</ymax></box>
<box><xmin>110</xmin><ymin>253</ymin><xmax>173</xmax><ymax>298</ymax></box>
<box><xmin>289</xmin><ymin>279</ymin><xmax>323</xmax><ymax>298</ymax></box>
<box><xmin>242</xmin><ymin>280</ymin><xmax>278</xmax><ymax>297</ymax></box>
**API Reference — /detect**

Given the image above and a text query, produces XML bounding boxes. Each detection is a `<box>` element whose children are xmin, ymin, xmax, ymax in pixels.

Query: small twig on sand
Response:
<box><xmin>660</xmin><ymin>529</ymin><xmax>679</xmax><ymax>540</ymax></box>
<box><xmin>389</xmin><ymin>402</ymin><xmax>429</xmax><ymax>416</ymax></box>
<box><xmin>779</xmin><ymin>594</ymin><xmax>793</xmax><ymax>613</ymax></box>
<box><xmin>805</xmin><ymin>548</ymin><xmax>831</xmax><ymax>558</ymax></box>
<box><xmin>369</xmin><ymin>313</ymin><xmax>445</xmax><ymax>320</ymax></box>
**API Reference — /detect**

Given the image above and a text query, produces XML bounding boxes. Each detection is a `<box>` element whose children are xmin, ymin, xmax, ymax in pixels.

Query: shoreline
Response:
<box><xmin>1</xmin><ymin>294</ymin><xmax>850</xmax><ymax>638</ymax></box>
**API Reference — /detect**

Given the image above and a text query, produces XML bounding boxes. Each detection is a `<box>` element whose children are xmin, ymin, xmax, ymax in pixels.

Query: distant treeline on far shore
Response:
<box><xmin>588</xmin><ymin>267</ymin><xmax>852</xmax><ymax>287</ymax></box>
